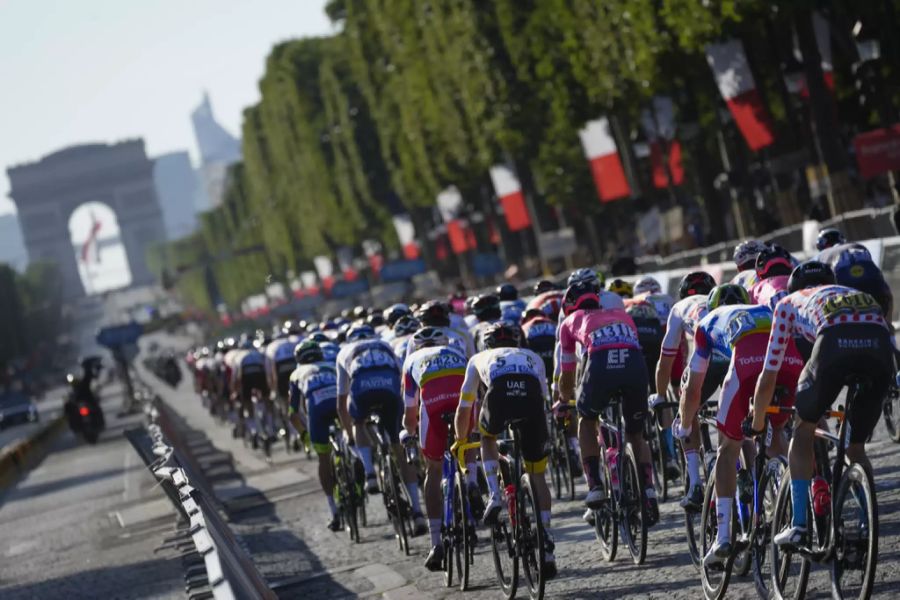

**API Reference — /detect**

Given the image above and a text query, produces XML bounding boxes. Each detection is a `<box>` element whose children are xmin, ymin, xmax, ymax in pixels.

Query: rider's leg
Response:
<box><xmin>788</xmin><ymin>420</ymin><xmax>816</xmax><ymax>530</ymax></box>
<box><xmin>424</xmin><ymin>457</ymin><xmax>442</xmax><ymax>547</ymax></box>
<box><xmin>316</xmin><ymin>448</ymin><xmax>337</xmax><ymax>515</ymax></box>
<box><xmin>481</xmin><ymin>434</ymin><xmax>501</xmax><ymax>497</ymax></box>
<box><xmin>392</xmin><ymin>442</ymin><xmax>423</xmax><ymax>514</ymax></box>
<box><xmin>353</xmin><ymin>420</ymin><xmax>375</xmax><ymax>477</ymax></box>
<box><xmin>713</xmin><ymin>435</ymin><xmax>741</xmax><ymax>545</ymax></box>
<box><xmin>578</xmin><ymin>416</ymin><xmax>603</xmax><ymax>491</ymax></box>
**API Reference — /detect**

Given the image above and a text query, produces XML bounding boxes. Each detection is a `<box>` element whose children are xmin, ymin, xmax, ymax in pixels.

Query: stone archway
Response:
<box><xmin>7</xmin><ymin>140</ymin><xmax>166</xmax><ymax>300</ymax></box>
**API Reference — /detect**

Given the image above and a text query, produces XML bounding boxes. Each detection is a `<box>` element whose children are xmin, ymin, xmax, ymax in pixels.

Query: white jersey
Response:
<box><xmin>660</xmin><ymin>294</ymin><xmax>708</xmax><ymax>358</ymax></box>
<box><xmin>459</xmin><ymin>347</ymin><xmax>549</xmax><ymax>407</ymax></box>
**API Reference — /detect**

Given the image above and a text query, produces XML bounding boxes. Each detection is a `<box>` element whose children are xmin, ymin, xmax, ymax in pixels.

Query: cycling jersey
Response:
<box><xmin>631</xmin><ymin>292</ymin><xmax>674</xmax><ymax>325</ymax></box>
<box><xmin>402</xmin><ymin>345</ymin><xmax>467</xmax><ymax>460</ymax></box>
<box><xmin>500</xmin><ymin>299</ymin><xmax>526</xmax><ymax>324</ymax></box>
<box><xmin>814</xmin><ymin>242</ymin><xmax>872</xmax><ymax>267</ymax></box>
<box><xmin>459</xmin><ymin>347</ymin><xmax>548</xmax><ymax>407</ymax></box>
<box><xmin>448</xmin><ymin>313</ymin><xmax>476</xmax><ymax>355</ymax></box>
<box><xmin>764</xmin><ymin>285</ymin><xmax>889</xmax><ymax>372</ymax></box>
<box><xmin>526</xmin><ymin>290</ymin><xmax>563</xmax><ymax>318</ymax></box>
<box><xmin>558</xmin><ymin>308</ymin><xmax>641</xmax><ymax>373</ymax></box>
<box><xmin>391</xmin><ymin>334</ymin><xmax>414</xmax><ymax>360</ymax></box>
<box><xmin>551</xmin><ymin>290</ymin><xmax>626</xmax><ymax>384</ymax></box>
<box><xmin>731</xmin><ymin>269</ymin><xmax>758</xmax><ymax>291</ymax></box>
<box><xmin>405</xmin><ymin>326</ymin><xmax>471</xmax><ymax>359</ymax></box>
<box><xmin>265</xmin><ymin>338</ymin><xmax>298</xmax><ymax>396</ymax></box>
<box><xmin>522</xmin><ymin>316</ymin><xmax>556</xmax><ymax>375</ymax></box>
<box><xmin>234</xmin><ymin>349</ymin><xmax>268</xmax><ymax>399</ymax></box>
<box><xmin>320</xmin><ymin>342</ymin><xmax>340</xmax><ymax>362</ymax></box>
<box><xmin>749</xmin><ymin>275</ymin><xmax>790</xmax><ymax>310</ymax></box>
<box><xmin>660</xmin><ymin>295</ymin><xmax>708</xmax><ymax>358</ymax></box>
<box><xmin>469</xmin><ymin>320</ymin><xmax>499</xmax><ymax>353</ymax></box>
<box><xmin>691</xmin><ymin>304</ymin><xmax>773</xmax><ymax>373</ymax></box>
<box><xmin>289</xmin><ymin>362</ymin><xmax>338</xmax><ymax>454</ymax></box>
<box><xmin>817</xmin><ymin>242</ymin><xmax>892</xmax><ymax>316</ymax></box>
<box><xmin>336</xmin><ymin>338</ymin><xmax>404</xmax><ymax>441</ymax></box>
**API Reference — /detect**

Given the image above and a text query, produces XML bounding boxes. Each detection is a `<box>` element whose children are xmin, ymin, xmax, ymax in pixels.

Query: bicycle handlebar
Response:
<box><xmin>455</xmin><ymin>441</ymin><xmax>482</xmax><ymax>473</ymax></box>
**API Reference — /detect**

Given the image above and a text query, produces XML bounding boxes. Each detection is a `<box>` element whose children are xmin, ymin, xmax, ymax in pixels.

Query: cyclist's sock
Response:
<box><xmin>358</xmin><ymin>446</ymin><xmax>375</xmax><ymax>477</ymax></box>
<box><xmin>483</xmin><ymin>460</ymin><xmax>500</xmax><ymax>496</ymax></box>
<box><xmin>406</xmin><ymin>482</ymin><xmax>422</xmax><ymax>512</ymax></box>
<box><xmin>583</xmin><ymin>455</ymin><xmax>601</xmax><ymax>489</ymax></box>
<box><xmin>326</xmin><ymin>495</ymin><xmax>338</xmax><ymax>516</ymax></box>
<box><xmin>429</xmin><ymin>518</ymin><xmax>442</xmax><ymax>546</ymax></box>
<box><xmin>791</xmin><ymin>479</ymin><xmax>810</xmax><ymax>529</ymax></box>
<box><xmin>685</xmin><ymin>450</ymin><xmax>701</xmax><ymax>489</ymax></box>
<box><xmin>662</xmin><ymin>429</ymin><xmax>676</xmax><ymax>457</ymax></box>
<box><xmin>466</xmin><ymin>463</ymin><xmax>478</xmax><ymax>486</ymax></box>
<box><xmin>541</xmin><ymin>510</ymin><xmax>551</xmax><ymax>528</ymax></box>
<box><xmin>716</xmin><ymin>497</ymin><xmax>733</xmax><ymax>545</ymax></box>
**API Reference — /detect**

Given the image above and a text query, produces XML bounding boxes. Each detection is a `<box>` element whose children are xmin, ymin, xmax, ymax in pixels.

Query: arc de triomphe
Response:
<box><xmin>7</xmin><ymin>140</ymin><xmax>166</xmax><ymax>299</ymax></box>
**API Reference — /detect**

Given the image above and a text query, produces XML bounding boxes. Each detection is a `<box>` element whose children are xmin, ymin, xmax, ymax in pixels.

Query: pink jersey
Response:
<box><xmin>559</xmin><ymin>308</ymin><xmax>640</xmax><ymax>372</ymax></box>
<box><xmin>763</xmin><ymin>285</ymin><xmax>888</xmax><ymax>371</ymax></box>
<box><xmin>750</xmin><ymin>275</ymin><xmax>789</xmax><ymax>310</ymax></box>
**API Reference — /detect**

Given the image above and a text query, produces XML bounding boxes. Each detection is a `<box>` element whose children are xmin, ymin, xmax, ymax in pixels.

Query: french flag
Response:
<box><xmin>437</xmin><ymin>186</ymin><xmax>475</xmax><ymax>255</ymax></box>
<box><xmin>392</xmin><ymin>214</ymin><xmax>420</xmax><ymax>260</ymax></box>
<box><xmin>706</xmin><ymin>39</ymin><xmax>775</xmax><ymax>151</ymax></box>
<box><xmin>489</xmin><ymin>164</ymin><xmax>531</xmax><ymax>232</ymax></box>
<box><xmin>313</xmin><ymin>256</ymin><xmax>335</xmax><ymax>293</ymax></box>
<box><xmin>578</xmin><ymin>117</ymin><xmax>631</xmax><ymax>203</ymax></box>
<box><xmin>640</xmin><ymin>96</ymin><xmax>684</xmax><ymax>189</ymax></box>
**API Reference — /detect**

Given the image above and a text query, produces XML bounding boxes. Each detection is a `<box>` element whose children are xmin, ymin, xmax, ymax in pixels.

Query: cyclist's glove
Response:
<box><xmin>741</xmin><ymin>416</ymin><xmax>764</xmax><ymax>439</ymax></box>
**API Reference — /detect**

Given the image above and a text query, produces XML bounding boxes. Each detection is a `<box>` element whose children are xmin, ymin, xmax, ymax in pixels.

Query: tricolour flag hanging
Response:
<box><xmin>793</xmin><ymin>11</ymin><xmax>835</xmax><ymax>97</ymax></box>
<box><xmin>392</xmin><ymin>214</ymin><xmax>420</xmax><ymax>259</ymax></box>
<box><xmin>488</xmin><ymin>165</ymin><xmax>531</xmax><ymax>232</ymax></box>
<box><xmin>640</xmin><ymin>96</ymin><xmax>684</xmax><ymax>189</ymax></box>
<box><xmin>437</xmin><ymin>186</ymin><xmax>475</xmax><ymax>255</ymax></box>
<box><xmin>706</xmin><ymin>39</ymin><xmax>775</xmax><ymax>151</ymax></box>
<box><xmin>578</xmin><ymin>117</ymin><xmax>631</xmax><ymax>202</ymax></box>
<box><xmin>313</xmin><ymin>256</ymin><xmax>335</xmax><ymax>292</ymax></box>
<box><xmin>362</xmin><ymin>239</ymin><xmax>383</xmax><ymax>274</ymax></box>
<box><xmin>336</xmin><ymin>246</ymin><xmax>358</xmax><ymax>281</ymax></box>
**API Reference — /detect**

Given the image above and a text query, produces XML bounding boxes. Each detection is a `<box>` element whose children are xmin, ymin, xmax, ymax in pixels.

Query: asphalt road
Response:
<box><xmin>144</xmin><ymin>331</ymin><xmax>900</xmax><ymax>600</ymax></box>
<box><xmin>0</xmin><ymin>383</ymin><xmax>184</xmax><ymax>599</ymax></box>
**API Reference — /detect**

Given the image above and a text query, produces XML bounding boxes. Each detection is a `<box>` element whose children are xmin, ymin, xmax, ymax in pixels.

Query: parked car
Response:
<box><xmin>0</xmin><ymin>390</ymin><xmax>39</xmax><ymax>429</ymax></box>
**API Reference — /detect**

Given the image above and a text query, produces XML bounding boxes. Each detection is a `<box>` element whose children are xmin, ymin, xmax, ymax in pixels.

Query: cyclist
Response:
<box><xmin>381</xmin><ymin>303</ymin><xmax>412</xmax><ymax>343</ymax></box>
<box><xmin>289</xmin><ymin>341</ymin><xmax>341</xmax><ymax>531</ymax></box>
<box><xmin>730</xmin><ymin>239</ymin><xmax>768</xmax><ymax>291</ymax></box>
<box><xmin>750</xmin><ymin>262</ymin><xmax>893</xmax><ymax>548</ymax></box>
<box><xmin>266</xmin><ymin>331</ymin><xmax>305</xmax><ymax>445</ymax></box>
<box><xmin>412</xmin><ymin>300</ymin><xmax>474</xmax><ymax>357</ymax></box>
<box><xmin>453</xmin><ymin>322</ymin><xmax>557</xmax><ymax>578</ymax></box>
<box><xmin>678</xmin><ymin>285</ymin><xmax>803</xmax><ymax>565</ymax></box>
<box><xmin>400</xmin><ymin>327</ymin><xmax>469</xmax><ymax>570</ymax></box>
<box><xmin>655</xmin><ymin>271</ymin><xmax>719</xmax><ymax>510</ymax></box>
<box><xmin>557</xmin><ymin>281</ymin><xmax>660</xmax><ymax>525</ymax></box>
<box><xmin>633</xmin><ymin>275</ymin><xmax>675</xmax><ymax>322</ymax></box>
<box><xmin>335</xmin><ymin>324</ymin><xmax>428</xmax><ymax>536</ymax></box>
<box><xmin>390</xmin><ymin>315</ymin><xmax>421</xmax><ymax>359</ymax></box>
<box><xmin>469</xmin><ymin>294</ymin><xmax>503</xmax><ymax>351</ymax></box>
<box><xmin>749</xmin><ymin>244</ymin><xmax>794</xmax><ymax>309</ymax></box>
<box><xmin>521</xmin><ymin>308</ymin><xmax>557</xmax><ymax>377</ymax></box>
<box><xmin>816</xmin><ymin>241</ymin><xmax>893</xmax><ymax>321</ymax></box>
<box><xmin>608</xmin><ymin>278</ymin><xmax>634</xmax><ymax>299</ymax></box>
<box><xmin>231</xmin><ymin>339</ymin><xmax>269</xmax><ymax>440</ymax></box>
<box><xmin>526</xmin><ymin>280</ymin><xmax>564</xmax><ymax>319</ymax></box>
<box><xmin>498</xmin><ymin>282</ymin><xmax>526</xmax><ymax>323</ymax></box>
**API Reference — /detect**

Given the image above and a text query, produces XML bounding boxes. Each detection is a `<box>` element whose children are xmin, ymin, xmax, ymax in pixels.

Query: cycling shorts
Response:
<box><xmin>349</xmin><ymin>388</ymin><xmax>403</xmax><ymax>443</ymax></box>
<box><xmin>716</xmin><ymin>333</ymin><xmax>802</xmax><ymax>440</ymax></box>
<box><xmin>418</xmin><ymin>375</ymin><xmax>464</xmax><ymax>461</ymax></box>
<box><xmin>274</xmin><ymin>360</ymin><xmax>295</xmax><ymax>398</ymax></box>
<box><xmin>478</xmin><ymin>374</ymin><xmax>549</xmax><ymax>464</ymax></box>
<box><xmin>577</xmin><ymin>346</ymin><xmax>648</xmax><ymax>434</ymax></box>
<box><xmin>307</xmin><ymin>393</ymin><xmax>338</xmax><ymax>455</ymax></box>
<box><xmin>795</xmin><ymin>324</ymin><xmax>892</xmax><ymax>443</ymax></box>
<box><xmin>241</xmin><ymin>370</ymin><xmax>269</xmax><ymax>402</ymax></box>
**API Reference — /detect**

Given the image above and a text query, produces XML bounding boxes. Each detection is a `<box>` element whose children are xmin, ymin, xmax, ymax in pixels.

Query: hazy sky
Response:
<box><xmin>0</xmin><ymin>0</ymin><xmax>333</xmax><ymax>215</ymax></box>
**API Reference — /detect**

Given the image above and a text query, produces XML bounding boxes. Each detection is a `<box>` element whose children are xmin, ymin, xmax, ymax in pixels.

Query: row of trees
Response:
<box><xmin>0</xmin><ymin>262</ymin><xmax>64</xmax><ymax>376</ymax></box>
<box><xmin>155</xmin><ymin>0</ymin><xmax>900</xmax><ymax>315</ymax></box>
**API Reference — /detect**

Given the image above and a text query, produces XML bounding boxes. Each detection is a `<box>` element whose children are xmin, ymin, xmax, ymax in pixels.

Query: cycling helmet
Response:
<box><xmin>393</xmin><ymin>315</ymin><xmax>420</xmax><ymax>336</ymax></box>
<box><xmin>382</xmin><ymin>303</ymin><xmax>411</xmax><ymax>327</ymax></box>
<box><xmin>633</xmin><ymin>275</ymin><xmax>662</xmax><ymax>295</ymax></box>
<box><xmin>294</xmin><ymin>340</ymin><xmax>324</xmax><ymax>364</ymax></box>
<box><xmin>366</xmin><ymin>313</ymin><xmax>385</xmax><ymax>328</ymax></box>
<box><xmin>533</xmin><ymin>280</ymin><xmax>559</xmax><ymax>295</ymax></box>
<box><xmin>352</xmin><ymin>306</ymin><xmax>368</xmax><ymax>320</ymax></box>
<box><xmin>472</xmin><ymin>294</ymin><xmax>502</xmax><ymax>322</ymax></box>
<box><xmin>567</xmin><ymin>268</ymin><xmax>603</xmax><ymax>289</ymax></box>
<box><xmin>625</xmin><ymin>300</ymin><xmax>659</xmax><ymax>322</ymax></box>
<box><xmin>416</xmin><ymin>300</ymin><xmax>451</xmax><ymax>327</ymax></box>
<box><xmin>411</xmin><ymin>327</ymin><xmax>449</xmax><ymax>348</ymax></box>
<box><xmin>706</xmin><ymin>284</ymin><xmax>751</xmax><ymax>311</ymax></box>
<box><xmin>497</xmin><ymin>283</ymin><xmax>518</xmax><ymax>301</ymax></box>
<box><xmin>482</xmin><ymin>322</ymin><xmax>522</xmax><ymax>349</ymax></box>
<box><xmin>788</xmin><ymin>261</ymin><xmax>836</xmax><ymax>293</ymax></box>
<box><xmin>562</xmin><ymin>282</ymin><xmax>601</xmax><ymax>316</ymax></box>
<box><xmin>521</xmin><ymin>308</ymin><xmax>546</xmax><ymax>325</ymax></box>
<box><xmin>320</xmin><ymin>341</ymin><xmax>340</xmax><ymax>361</ymax></box>
<box><xmin>306</xmin><ymin>332</ymin><xmax>328</xmax><ymax>343</ymax></box>
<box><xmin>346</xmin><ymin>324</ymin><xmax>376</xmax><ymax>341</ymax></box>
<box><xmin>282</xmin><ymin>320</ymin><xmax>303</xmax><ymax>336</ymax></box>
<box><xmin>733</xmin><ymin>239</ymin><xmax>768</xmax><ymax>271</ymax></box>
<box><xmin>608</xmin><ymin>278</ymin><xmax>634</xmax><ymax>298</ymax></box>
<box><xmin>816</xmin><ymin>227</ymin><xmax>845</xmax><ymax>251</ymax></box>
<box><xmin>678</xmin><ymin>271</ymin><xmax>716</xmax><ymax>299</ymax></box>
<box><xmin>755</xmin><ymin>244</ymin><xmax>793</xmax><ymax>280</ymax></box>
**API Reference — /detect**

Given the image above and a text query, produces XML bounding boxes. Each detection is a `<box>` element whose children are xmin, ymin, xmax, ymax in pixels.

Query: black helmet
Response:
<box><xmin>706</xmin><ymin>284</ymin><xmax>751</xmax><ymax>311</ymax></box>
<box><xmin>816</xmin><ymin>228</ymin><xmax>845</xmax><ymax>252</ymax></box>
<box><xmin>472</xmin><ymin>294</ymin><xmax>502</xmax><ymax>322</ymax></box>
<box><xmin>308</xmin><ymin>331</ymin><xmax>331</xmax><ymax>343</ymax></box>
<box><xmin>483</xmin><ymin>322</ymin><xmax>522</xmax><ymax>349</ymax></box>
<box><xmin>788</xmin><ymin>261</ymin><xmax>836</xmax><ymax>293</ymax></box>
<box><xmin>497</xmin><ymin>283</ymin><xmax>518</xmax><ymax>301</ymax></box>
<box><xmin>366</xmin><ymin>313</ymin><xmax>385</xmax><ymax>328</ymax></box>
<box><xmin>415</xmin><ymin>300</ymin><xmax>451</xmax><ymax>327</ymax></box>
<box><xmin>352</xmin><ymin>305</ymin><xmax>368</xmax><ymax>320</ymax></box>
<box><xmin>755</xmin><ymin>244</ymin><xmax>793</xmax><ymax>280</ymax></box>
<box><xmin>294</xmin><ymin>340</ymin><xmax>324</xmax><ymax>364</ymax></box>
<box><xmin>533</xmin><ymin>280</ymin><xmax>558</xmax><ymax>295</ymax></box>
<box><xmin>393</xmin><ymin>315</ymin><xmax>420</xmax><ymax>336</ymax></box>
<box><xmin>678</xmin><ymin>271</ymin><xmax>716</xmax><ymax>300</ymax></box>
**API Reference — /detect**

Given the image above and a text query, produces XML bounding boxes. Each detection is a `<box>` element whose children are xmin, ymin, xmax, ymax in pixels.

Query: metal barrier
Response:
<box><xmin>126</xmin><ymin>397</ymin><xmax>276</xmax><ymax>600</ymax></box>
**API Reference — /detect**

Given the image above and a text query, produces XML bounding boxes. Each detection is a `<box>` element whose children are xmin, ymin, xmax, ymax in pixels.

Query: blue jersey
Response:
<box><xmin>289</xmin><ymin>362</ymin><xmax>337</xmax><ymax>414</ymax></box>
<box><xmin>691</xmin><ymin>304</ymin><xmax>772</xmax><ymax>371</ymax></box>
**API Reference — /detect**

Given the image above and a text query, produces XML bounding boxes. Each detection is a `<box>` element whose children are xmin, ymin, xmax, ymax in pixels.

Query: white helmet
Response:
<box><xmin>567</xmin><ymin>268</ymin><xmax>599</xmax><ymax>288</ymax></box>
<box><xmin>633</xmin><ymin>276</ymin><xmax>662</xmax><ymax>295</ymax></box>
<box><xmin>732</xmin><ymin>240</ymin><xmax>767</xmax><ymax>271</ymax></box>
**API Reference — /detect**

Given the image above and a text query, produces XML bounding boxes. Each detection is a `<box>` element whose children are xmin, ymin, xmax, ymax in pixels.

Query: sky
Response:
<box><xmin>0</xmin><ymin>0</ymin><xmax>334</xmax><ymax>215</ymax></box>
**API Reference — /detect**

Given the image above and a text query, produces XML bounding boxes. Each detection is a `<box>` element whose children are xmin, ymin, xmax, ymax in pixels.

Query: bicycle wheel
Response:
<box><xmin>594</xmin><ymin>457</ymin><xmax>618</xmax><ymax>562</ymax></box>
<box><xmin>647</xmin><ymin>412</ymin><xmax>669</xmax><ymax>502</ymax></box>
<box><xmin>699</xmin><ymin>470</ymin><xmax>734</xmax><ymax>600</ymax></box>
<box><xmin>559</xmin><ymin>429</ymin><xmax>576</xmax><ymax>501</ymax></box>
<box><xmin>443</xmin><ymin>475</ymin><xmax>456</xmax><ymax>588</ymax></box>
<box><xmin>752</xmin><ymin>457</ymin><xmax>786</xmax><ymax>599</ymax></box>
<box><xmin>384</xmin><ymin>458</ymin><xmax>411</xmax><ymax>555</ymax></box>
<box><xmin>548</xmin><ymin>418</ymin><xmax>564</xmax><ymax>500</ymax></box>
<box><xmin>619</xmin><ymin>446</ymin><xmax>647</xmax><ymax>565</ymax></box>
<box><xmin>519</xmin><ymin>475</ymin><xmax>546</xmax><ymax>600</ymax></box>
<box><xmin>490</xmin><ymin>514</ymin><xmax>518</xmax><ymax>598</ymax></box>
<box><xmin>831</xmin><ymin>462</ymin><xmax>879</xmax><ymax>600</ymax></box>
<box><xmin>769</xmin><ymin>468</ymin><xmax>810</xmax><ymax>600</ymax></box>
<box><xmin>454</xmin><ymin>471</ymin><xmax>473</xmax><ymax>591</ymax></box>
<box><xmin>883</xmin><ymin>384</ymin><xmax>900</xmax><ymax>443</ymax></box>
